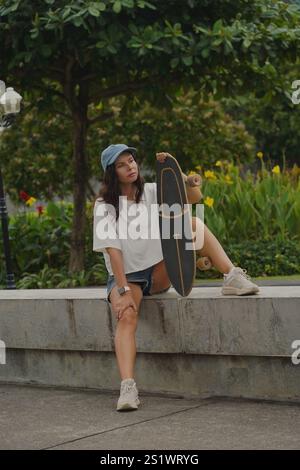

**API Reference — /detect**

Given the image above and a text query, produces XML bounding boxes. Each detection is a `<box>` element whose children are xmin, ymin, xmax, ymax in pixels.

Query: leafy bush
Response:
<box><xmin>197</xmin><ymin>238</ymin><xmax>300</xmax><ymax>279</ymax></box>
<box><xmin>192</xmin><ymin>159</ymin><xmax>300</xmax><ymax>245</ymax></box>
<box><xmin>0</xmin><ymin>200</ymin><xmax>107</xmax><ymax>287</ymax></box>
<box><xmin>15</xmin><ymin>263</ymin><xmax>106</xmax><ymax>289</ymax></box>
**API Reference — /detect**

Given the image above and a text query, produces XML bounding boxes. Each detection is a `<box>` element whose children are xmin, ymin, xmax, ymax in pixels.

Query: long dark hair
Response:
<box><xmin>93</xmin><ymin>152</ymin><xmax>145</xmax><ymax>221</ymax></box>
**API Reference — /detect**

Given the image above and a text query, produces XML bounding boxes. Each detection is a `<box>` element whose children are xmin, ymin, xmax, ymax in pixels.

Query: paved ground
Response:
<box><xmin>0</xmin><ymin>383</ymin><xmax>299</xmax><ymax>450</ymax></box>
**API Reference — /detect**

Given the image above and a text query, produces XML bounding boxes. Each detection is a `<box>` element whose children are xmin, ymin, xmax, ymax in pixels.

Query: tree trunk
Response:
<box><xmin>68</xmin><ymin>82</ymin><xmax>88</xmax><ymax>273</ymax></box>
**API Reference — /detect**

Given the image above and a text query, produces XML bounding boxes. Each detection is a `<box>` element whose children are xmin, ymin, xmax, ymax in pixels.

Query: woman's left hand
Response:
<box><xmin>156</xmin><ymin>152</ymin><xmax>173</xmax><ymax>163</ymax></box>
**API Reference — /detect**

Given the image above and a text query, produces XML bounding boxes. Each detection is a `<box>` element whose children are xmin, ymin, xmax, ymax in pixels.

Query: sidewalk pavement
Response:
<box><xmin>0</xmin><ymin>383</ymin><xmax>299</xmax><ymax>450</ymax></box>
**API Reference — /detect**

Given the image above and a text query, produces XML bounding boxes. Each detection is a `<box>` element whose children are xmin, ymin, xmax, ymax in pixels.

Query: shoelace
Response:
<box><xmin>233</xmin><ymin>267</ymin><xmax>252</xmax><ymax>280</ymax></box>
<box><xmin>225</xmin><ymin>267</ymin><xmax>251</xmax><ymax>281</ymax></box>
<box><xmin>121</xmin><ymin>382</ymin><xmax>136</xmax><ymax>395</ymax></box>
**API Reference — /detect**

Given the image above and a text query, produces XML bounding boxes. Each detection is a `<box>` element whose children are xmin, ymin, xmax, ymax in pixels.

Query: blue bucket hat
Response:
<box><xmin>100</xmin><ymin>144</ymin><xmax>137</xmax><ymax>172</ymax></box>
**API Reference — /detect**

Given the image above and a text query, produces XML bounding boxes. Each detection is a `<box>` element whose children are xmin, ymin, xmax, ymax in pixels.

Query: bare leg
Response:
<box><xmin>114</xmin><ymin>315</ymin><xmax>137</xmax><ymax>380</ymax></box>
<box><xmin>110</xmin><ymin>283</ymin><xmax>143</xmax><ymax>381</ymax></box>
<box><xmin>192</xmin><ymin>217</ymin><xmax>234</xmax><ymax>275</ymax></box>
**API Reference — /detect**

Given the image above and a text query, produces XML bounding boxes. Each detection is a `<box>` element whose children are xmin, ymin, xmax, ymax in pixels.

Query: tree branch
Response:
<box><xmin>89</xmin><ymin>71</ymin><xmax>182</xmax><ymax>102</ymax></box>
<box><xmin>81</xmin><ymin>73</ymin><xmax>99</xmax><ymax>82</ymax></box>
<box><xmin>87</xmin><ymin>111</ymin><xmax>114</xmax><ymax>126</ymax></box>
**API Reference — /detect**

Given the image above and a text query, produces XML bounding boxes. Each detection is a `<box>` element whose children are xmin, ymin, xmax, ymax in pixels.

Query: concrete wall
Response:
<box><xmin>0</xmin><ymin>287</ymin><xmax>299</xmax><ymax>401</ymax></box>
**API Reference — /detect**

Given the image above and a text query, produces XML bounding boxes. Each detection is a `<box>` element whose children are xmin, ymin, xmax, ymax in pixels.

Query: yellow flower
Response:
<box><xmin>272</xmin><ymin>165</ymin><xmax>280</xmax><ymax>174</ymax></box>
<box><xmin>195</xmin><ymin>165</ymin><xmax>202</xmax><ymax>171</ymax></box>
<box><xmin>204</xmin><ymin>196</ymin><xmax>214</xmax><ymax>207</ymax></box>
<box><xmin>26</xmin><ymin>196</ymin><xmax>37</xmax><ymax>206</ymax></box>
<box><xmin>188</xmin><ymin>170</ymin><xmax>197</xmax><ymax>175</ymax></box>
<box><xmin>256</xmin><ymin>151</ymin><xmax>264</xmax><ymax>159</ymax></box>
<box><xmin>215</xmin><ymin>160</ymin><xmax>223</xmax><ymax>167</ymax></box>
<box><xmin>204</xmin><ymin>170</ymin><xmax>217</xmax><ymax>180</ymax></box>
<box><xmin>224</xmin><ymin>174</ymin><xmax>233</xmax><ymax>184</ymax></box>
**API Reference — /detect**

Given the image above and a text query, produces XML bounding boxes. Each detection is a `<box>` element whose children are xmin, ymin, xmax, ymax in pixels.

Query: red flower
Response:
<box><xmin>20</xmin><ymin>190</ymin><xmax>30</xmax><ymax>202</ymax></box>
<box><xmin>36</xmin><ymin>205</ymin><xmax>44</xmax><ymax>215</ymax></box>
<box><xmin>19</xmin><ymin>190</ymin><xmax>37</xmax><ymax>206</ymax></box>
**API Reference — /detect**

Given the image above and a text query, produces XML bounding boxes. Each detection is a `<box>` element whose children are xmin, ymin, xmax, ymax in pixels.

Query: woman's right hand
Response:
<box><xmin>112</xmin><ymin>293</ymin><xmax>138</xmax><ymax>321</ymax></box>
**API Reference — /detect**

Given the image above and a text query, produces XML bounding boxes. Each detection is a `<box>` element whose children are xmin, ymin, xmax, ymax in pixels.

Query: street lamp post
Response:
<box><xmin>0</xmin><ymin>80</ymin><xmax>22</xmax><ymax>289</ymax></box>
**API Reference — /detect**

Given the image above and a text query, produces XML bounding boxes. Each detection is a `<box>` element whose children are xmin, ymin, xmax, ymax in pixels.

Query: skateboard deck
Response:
<box><xmin>156</xmin><ymin>155</ymin><xmax>196</xmax><ymax>296</ymax></box>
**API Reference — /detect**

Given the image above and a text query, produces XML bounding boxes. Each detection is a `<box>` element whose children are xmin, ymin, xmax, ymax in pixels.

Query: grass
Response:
<box><xmin>194</xmin><ymin>274</ymin><xmax>300</xmax><ymax>284</ymax></box>
<box><xmin>251</xmin><ymin>274</ymin><xmax>300</xmax><ymax>281</ymax></box>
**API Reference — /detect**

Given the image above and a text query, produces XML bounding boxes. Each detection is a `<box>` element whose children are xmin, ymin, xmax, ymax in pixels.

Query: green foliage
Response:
<box><xmin>221</xmin><ymin>60</ymin><xmax>300</xmax><ymax>166</ymax></box>
<box><xmin>1</xmin><ymin>0</ymin><xmax>300</xmax><ymax>205</ymax></box>
<box><xmin>2</xmin><ymin>0</ymin><xmax>300</xmax><ymax>98</ymax></box>
<box><xmin>0</xmin><ymin>202</ymin><xmax>73</xmax><ymax>275</ymax></box>
<box><xmin>197</xmin><ymin>238</ymin><xmax>300</xmax><ymax>279</ymax></box>
<box><xmin>89</xmin><ymin>90</ymin><xmax>255</xmax><ymax>178</ymax></box>
<box><xmin>0</xmin><ymin>90</ymin><xmax>254</xmax><ymax>203</ymax></box>
<box><xmin>195</xmin><ymin>160</ymin><xmax>300</xmax><ymax>245</ymax></box>
<box><xmin>14</xmin><ymin>263</ymin><xmax>106</xmax><ymax>289</ymax></box>
<box><xmin>1</xmin><ymin>1</ymin><xmax>300</xmax><ymax>190</ymax></box>
<box><xmin>0</xmin><ymin>200</ymin><xmax>107</xmax><ymax>286</ymax></box>
<box><xmin>0</xmin><ymin>98</ymin><xmax>73</xmax><ymax>203</ymax></box>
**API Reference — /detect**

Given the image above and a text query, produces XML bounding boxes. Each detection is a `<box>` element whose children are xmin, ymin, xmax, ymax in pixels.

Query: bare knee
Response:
<box><xmin>119</xmin><ymin>306</ymin><xmax>138</xmax><ymax>325</ymax></box>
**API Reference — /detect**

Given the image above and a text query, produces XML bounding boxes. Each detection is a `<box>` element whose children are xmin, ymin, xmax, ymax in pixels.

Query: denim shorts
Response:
<box><xmin>106</xmin><ymin>263</ymin><xmax>171</xmax><ymax>303</ymax></box>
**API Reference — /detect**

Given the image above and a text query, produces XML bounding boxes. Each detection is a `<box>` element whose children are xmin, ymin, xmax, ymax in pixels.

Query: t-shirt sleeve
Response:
<box><xmin>93</xmin><ymin>200</ymin><xmax>122</xmax><ymax>253</ymax></box>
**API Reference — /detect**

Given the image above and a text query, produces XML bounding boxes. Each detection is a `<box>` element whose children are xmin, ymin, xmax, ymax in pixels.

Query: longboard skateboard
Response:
<box><xmin>156</xmin><ymin>155</ymin><xmax>196</xmax><ymax>296</ymax></box>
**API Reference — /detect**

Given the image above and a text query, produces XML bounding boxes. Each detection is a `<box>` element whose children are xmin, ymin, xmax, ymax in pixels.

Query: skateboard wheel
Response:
<box><xmin>196</xmin><ymin>256</ymin><xmax>212</xmax><ymax>271</ymax></box>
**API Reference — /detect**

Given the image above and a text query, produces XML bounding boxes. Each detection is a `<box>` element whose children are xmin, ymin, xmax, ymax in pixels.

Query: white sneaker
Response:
<box><xmin>221</xmin><ymin>267</ymin><xmax>260</xmax><ymax>296</ymax></box>
<box><xmin>117</xmin><ymin>378</ymin><xmax>140</xmax><ymax>411</ymax></box>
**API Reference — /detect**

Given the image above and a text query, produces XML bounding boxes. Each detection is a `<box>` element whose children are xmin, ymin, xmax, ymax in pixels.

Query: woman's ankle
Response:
<box><xmin>223</xmin><ymin>265</ymin><xmax>235</xmax><ymax>276</ymax></box>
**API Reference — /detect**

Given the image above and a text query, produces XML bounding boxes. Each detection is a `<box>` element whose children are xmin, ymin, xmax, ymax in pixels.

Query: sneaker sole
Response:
<box><xmin>117</xmin><ymin>402</ymin><xmax>139</xmax><ymax>411</ymax></box>
<box><xmin>117</xmin><ymin>398</ymin><xmax>140</xmax><ymax>411</ymax></box>
<box><xmin>221</xmin><ymin>286</ymin><xmax>260</xmax><ymax>296</ymax></box>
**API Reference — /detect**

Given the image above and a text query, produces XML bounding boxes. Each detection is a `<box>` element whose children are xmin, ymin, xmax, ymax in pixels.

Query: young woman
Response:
<box><xmin>93</xmin><ymin>143</ymin><xmax>260</xmax><ymax>411</ymax></box>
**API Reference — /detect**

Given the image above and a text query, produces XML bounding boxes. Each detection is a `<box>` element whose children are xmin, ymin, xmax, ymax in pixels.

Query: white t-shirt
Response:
<box><xmin>93</xmin><ymin>182</ymin><xmax>164</xmax><ymax>276</ymax></box>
